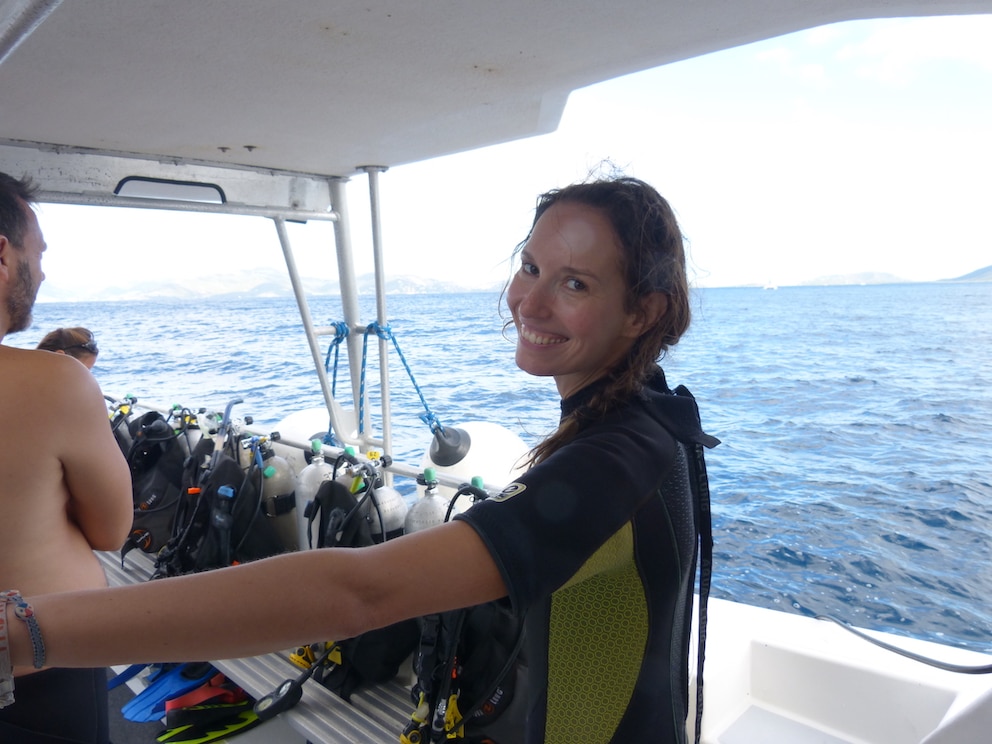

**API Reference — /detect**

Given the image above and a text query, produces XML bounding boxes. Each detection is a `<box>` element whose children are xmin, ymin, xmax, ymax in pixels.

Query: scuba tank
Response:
<box><xmin>295</xmin><ymin>440</ymin><xmax>335</xmax><ymax>550</ymax></box>
<box><xmin>446</xmin><ymin>475</ymin><xmax>487</xmax><ymax>520</ymax></box>
<box><xmin>166</xmin><ymin>404</ymin><xmax>203</xmax><ymax>455</ymax></box>
<box><xmin>403</xmin><ymin>468</ymin><xmax>450</xmax><ymax>534</ymax></box>
<box><xmin>352</xmin><ymin>453</ymin><xmax>408</xmax><ymax>542</ymax></box>
<box><xmin>196</xmin><ymin>408</ymin><xmax>221</xmax><ymax>440</ymax></box>
<box><xmin>259</xmin><ymin>439</ymin><xmax>299</xmax><ymax>552</ymax></box>
<box><xmin>332</xmin><ymin>446</ymin><xmax>364</xmax><ymax>495</ymax></box>
<box><xmin>404</xmin><ymin>471</ymin><xmax>487</xmax><ymax>536</ymax></box>
<box><xmin>359</xmin><ymin>483</ymin><xmax>408</xmax><ymax>542</ymax></box>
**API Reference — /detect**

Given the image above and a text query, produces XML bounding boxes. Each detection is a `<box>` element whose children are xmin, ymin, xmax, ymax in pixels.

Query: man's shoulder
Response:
<box><xmin>0</xmin><ymin>345</ymin><xmax>97</xmax><ymax>391</ymax></box>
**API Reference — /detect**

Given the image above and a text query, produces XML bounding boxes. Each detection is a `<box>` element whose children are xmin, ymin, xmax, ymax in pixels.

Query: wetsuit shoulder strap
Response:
<box><xmin>673</xmin><ymin>384</ymin><xmax>714</xmax><ymax>744</ymax></box>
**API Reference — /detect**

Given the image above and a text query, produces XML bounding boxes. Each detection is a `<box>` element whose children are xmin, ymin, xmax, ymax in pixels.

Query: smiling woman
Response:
<box><xmin>506</xmin><ymin>179</ymin><xmax>684</xmax><ymax>401</ymax></box>
<box><xmin>509</xmin><ymin>203</ymin><xmax>646</xmax><ymax>393</ymax></box>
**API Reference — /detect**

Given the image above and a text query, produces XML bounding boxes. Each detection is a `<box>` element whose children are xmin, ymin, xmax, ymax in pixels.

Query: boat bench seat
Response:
<box><xmin>97</xmin><ymin>551</ymin><xmax>413</xmax><ymax>744</ymax></box>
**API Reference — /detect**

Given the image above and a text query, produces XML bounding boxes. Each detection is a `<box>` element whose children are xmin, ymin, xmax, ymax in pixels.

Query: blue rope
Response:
<box><xmin>361</xmin><ymin>321</ymin><xmax>445</xmax><ymax>436</ymax></box>
<box><xmin>322</xmin><ymin>320</ymin><xmax>444</xmax><ymax>441</ymax></box>
<box><xmin>322</xmin><ymin>321</ymin><xmax>350</xmax><ymax>398</ymax></box>
<box><xmin>321</xmin><ymin>322</ymin><xmax>350</xmax><ymax>445</ymax></box>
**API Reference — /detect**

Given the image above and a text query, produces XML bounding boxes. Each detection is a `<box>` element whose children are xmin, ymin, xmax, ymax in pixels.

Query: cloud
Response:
<box><xmin>755</xmin><ymin>46</ymin><xmax>830</xmax><ymax>86</ymax></box>
<box><xmin>837</xmin><ymin>16</ymin><xmax>992</xmax><ymax>86</ymax></box>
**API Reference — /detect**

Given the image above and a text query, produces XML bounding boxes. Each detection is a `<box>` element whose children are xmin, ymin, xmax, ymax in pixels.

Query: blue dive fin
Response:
<box><xmin>107</xmin><ymin>663</ymin><xmax>149</xmax><ymax>690</ymax></box>
<box><xmin>121</xmin><ymin>662</ymin><xmax>217</xmax><ymax>723</ymax></box>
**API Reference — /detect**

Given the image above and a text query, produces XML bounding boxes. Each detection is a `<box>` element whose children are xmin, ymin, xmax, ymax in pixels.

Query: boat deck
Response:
<box><xmin>98</xmin><ymin>551</ymin><xmax>412</xmax><ymax>744</ymax></box>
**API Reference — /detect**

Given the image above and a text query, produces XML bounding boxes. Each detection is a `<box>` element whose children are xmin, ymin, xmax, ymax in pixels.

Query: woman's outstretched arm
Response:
<box><xmin>8</xmin><ymin>520</ymin><xmax>506</xmax><ymax>670</ymax></box>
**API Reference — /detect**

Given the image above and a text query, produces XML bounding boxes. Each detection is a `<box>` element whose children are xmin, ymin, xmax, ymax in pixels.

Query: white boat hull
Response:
<box><xmin>693</xmin><ymin>598</ymin><xmax>992</xmax><ymax>743</ymax></box>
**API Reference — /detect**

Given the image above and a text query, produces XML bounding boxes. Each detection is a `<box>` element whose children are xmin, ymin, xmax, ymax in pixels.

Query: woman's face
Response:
<box><xmin>507</xmin><ymin>201</ymin><xmax>648</xmax><ymax>398</ymax></box>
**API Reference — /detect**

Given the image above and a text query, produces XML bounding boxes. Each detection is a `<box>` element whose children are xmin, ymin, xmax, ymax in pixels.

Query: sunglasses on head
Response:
<box><xmin>65</xmin><ymin>332</ymin><xmax>99</xmax><ymax>354</ymax></box>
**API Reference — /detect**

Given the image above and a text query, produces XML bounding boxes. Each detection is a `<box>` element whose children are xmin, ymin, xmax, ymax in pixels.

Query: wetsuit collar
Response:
<box><xmin>560</xmin><ymin>367</ymin><xmax>719</xmax><ymax>449</ymax></box>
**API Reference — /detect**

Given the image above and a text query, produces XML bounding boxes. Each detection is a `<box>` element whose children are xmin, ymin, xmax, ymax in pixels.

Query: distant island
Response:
<box><xmin>800</xmin><ymin>271</ymin><xmax>906</xmax><ymax>287</ymax></box>
<box><xmin>37</xmin><ymin>264</ymin><xmax>992</xmax><ymax>303</ymax></box>
<box><xmin>38</xmin><ymin>272</ymin><xmax>500</xmax><ymax>303</ymax></box>
<box><xmin>949</xmin><ymin>264</ymin><xmax>992</xmax><ymax>282</ymax></box>
<box><xmin>738</xmin><ymin>264</ymin><xmax>992</xmax><ymax>289</ymax></box>
<box><xmin>806</xmin><ymin>265</ymin><xmax>992</xmax><ymax>286</ymax></box>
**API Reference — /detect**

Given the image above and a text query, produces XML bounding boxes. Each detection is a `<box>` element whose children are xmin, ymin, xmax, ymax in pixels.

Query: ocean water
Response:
<box><xmin>16</xmin><ymin>282</ymin><xmax>992</xmax><ymax>651</ymax></box>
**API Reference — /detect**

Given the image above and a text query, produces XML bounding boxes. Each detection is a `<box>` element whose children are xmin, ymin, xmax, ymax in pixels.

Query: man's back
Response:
<box><xmin>0</xmin><ymin>346</ymin><xmax>131</xmax><ymax>596</ymax></box>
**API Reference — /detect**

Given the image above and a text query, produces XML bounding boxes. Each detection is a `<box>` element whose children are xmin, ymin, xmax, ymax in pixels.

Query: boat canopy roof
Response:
<box><xmin>2</xmin><ymin>0</ymin><xmax>991</xmax><ymax>213</ymax></box>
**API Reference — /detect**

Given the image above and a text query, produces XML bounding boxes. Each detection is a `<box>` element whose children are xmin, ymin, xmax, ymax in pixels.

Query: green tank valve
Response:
<box><xmin>424</xmin><ymin>467</ymin><xmax>437</xmax><ymax>482</ymax></box>
<box><xmin>310</xmin><ymin>439</ymin><xmax>322</xmax><ymax>453</ymax></box>
<box><xmin>263</xmin><ymin>465</ymin><xmax>277</xmax><ymax>479</ymax></box>
<box><xmin>345</xmin><ymin>446</ymin><xmax>356</xmax><ymax>457</ymax></box>
<box><xmin>471</xmin><ymin>476</ymin><xmax>485</xmax><ymax>488</ymax></box>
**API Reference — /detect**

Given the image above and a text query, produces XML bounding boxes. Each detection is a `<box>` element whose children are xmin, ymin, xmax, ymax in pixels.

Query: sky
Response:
<box><xmin>33</xmin><ymin>14</ymin><xmax>992</xmax><ymax>301</ymax></box>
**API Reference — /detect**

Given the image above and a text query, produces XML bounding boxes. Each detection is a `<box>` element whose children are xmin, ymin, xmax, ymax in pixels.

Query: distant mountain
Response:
<box><xmin>38</xmin><ymin>271</ymin><xmax>493</xmax><ymax>303</ymax></box>
<box><xmin>801</xmin><ymin>272</ymin><xmax>906</xmax><ymax>286</ymax></box>
<box><xmin>947</xmin><ymin>264</ymin><xmax>992</xmax><ymax>282</ymax></box>
<box><xmin>748</xmin><ymin>263</ymin><xmax>992</xmax><ymax>288</ymax></box>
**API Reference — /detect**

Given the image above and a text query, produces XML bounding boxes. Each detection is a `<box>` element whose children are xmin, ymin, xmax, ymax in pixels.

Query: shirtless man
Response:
<box><xmin>0</xmin><ymin>173</ymin><xmax>132</xmax><ymax>743</ymax></box>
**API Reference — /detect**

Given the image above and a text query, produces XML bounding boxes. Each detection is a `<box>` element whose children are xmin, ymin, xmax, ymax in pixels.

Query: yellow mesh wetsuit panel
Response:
<box><xmin>546</xmin><ymin>523</ymin><xmax>647</xmax><ymax>743</ymax></box>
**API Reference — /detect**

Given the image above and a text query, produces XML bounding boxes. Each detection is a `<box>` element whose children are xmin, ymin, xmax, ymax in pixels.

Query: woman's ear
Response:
<box><xmin>623</xmin><ymin>292</ymin><xmax>669</xmax><ymax>338</ymax></box>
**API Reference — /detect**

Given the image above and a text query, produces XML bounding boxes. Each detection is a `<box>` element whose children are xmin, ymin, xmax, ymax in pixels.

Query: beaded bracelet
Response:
<box><xmin>0</xmin><ymin>590</ymin><xmax>46</xmax><ymax>670</ymax></box>
<box><xmin>0</xmin><ymin>594</ymin><xmax>13</xmax><ymax>708</ymax></box>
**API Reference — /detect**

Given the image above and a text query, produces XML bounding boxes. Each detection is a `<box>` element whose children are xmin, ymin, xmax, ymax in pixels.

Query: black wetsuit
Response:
<box><xmin>0</xmin><ymin>668</ymin><xmax>109</xmax><ymax>743</ymax></box>
<box><xmin>456</xmin><ymin>368</ymin><xmax>717</xmax><ymax>744</ymax></box>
